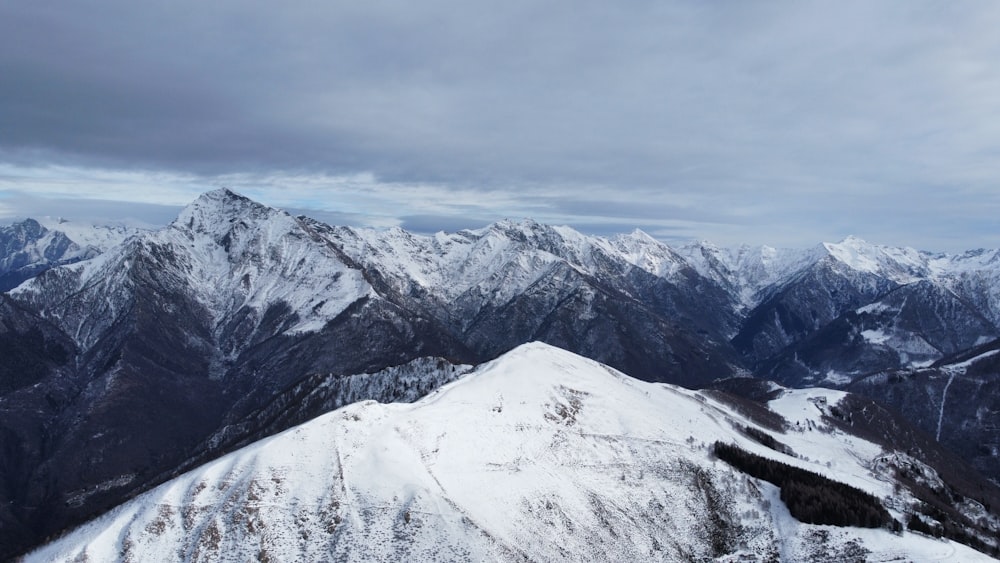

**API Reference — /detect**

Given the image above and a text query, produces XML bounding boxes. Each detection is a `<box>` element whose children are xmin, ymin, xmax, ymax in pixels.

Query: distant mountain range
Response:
<box><xmin>3</xmin><ymin>188</ymin><xmax>1000</xmax><ymax>559</ymax></box>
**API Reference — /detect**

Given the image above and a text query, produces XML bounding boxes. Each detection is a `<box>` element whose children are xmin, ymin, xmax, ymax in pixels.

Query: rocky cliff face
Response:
<box><xmin>850</xmin><ymin>340</ymin><xmax>1000</xmax><ymax>481</ymax></box>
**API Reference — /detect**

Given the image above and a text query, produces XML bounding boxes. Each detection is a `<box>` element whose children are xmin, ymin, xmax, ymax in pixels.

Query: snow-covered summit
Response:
<box><xmin>821</xmin><ymin>236</ymin><xmax>929</xmax><ymax>283</ymax></box>
<box><xmin>677</xmin><ymin>240</ymin><xmax>827</xmax><ymax>309</ymax></box>
<box><xmin>0</xmin><ymin>218</ymin><xmax>98</xmax><ymax>291</ymax></box>
<box><xmin>12</xmin><ymin>189</ymin><xmax>375</xmax><ymax>349</ymax></box>
<box><xmin>27</xmin><ymin>342</ymin><xmax>996</xmax><ymax>562</ymax></box>
<box><xmin>164</xmin><ymin>189</ymin><xmax>375</xmax><ymax>336</ymax></box>
<box><xmin>9</xmin><ymin>191</ymin><xmax>1000</xmax><ymax>560</ymax></box>
<box><xmin>604</xmin><ymin>228</ymin><xmax>689</xmax><ymax>279</ymax></box>
<box><xmin>326</xmin><ymin>218</ymin><xmax>697</xmax><ymax>309</ymax></box>
<box><xmin>172</xmin><ymin>188</ymin><xmax>274</xmax><ymax>240</ymax></box>
<box><xmin>34</xmin><ymin>216</ymin><xmax>148</xmax><ymax>253</ymax></box>
<box><xmin>0</xmin><ymin>218</ymin><xmax>90</xmax><ymax>266</ymax></box>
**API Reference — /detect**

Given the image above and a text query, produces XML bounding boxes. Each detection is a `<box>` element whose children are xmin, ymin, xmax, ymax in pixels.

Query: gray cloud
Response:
<box><xmin>544</xmin><ymin>198</ymin><xmax>744</xmax><ymax>225</ymax></box>
<box><xmin>398</xmin><ymin>214</ymin><xmax>494</xmax><ymax>235</ymax></box>
<box><xmin>2</xmin><ymin>1</ymin><xmax>1000</xmax><ymax>251</ymax></box>
<box><xmin>0</xmin><ymin>191</ymin><xmax>181</xmax><ymax>226</ymax></box>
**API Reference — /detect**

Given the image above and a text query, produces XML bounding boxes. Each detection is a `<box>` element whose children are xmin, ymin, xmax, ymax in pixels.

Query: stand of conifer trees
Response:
<box><xmin>714</xmin><ymin>441</ymin><xmax>895</xmax><ymax>529</ymax></box>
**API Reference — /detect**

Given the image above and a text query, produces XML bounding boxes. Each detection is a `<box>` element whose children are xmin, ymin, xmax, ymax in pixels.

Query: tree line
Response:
<box><xmin>713</xmin><ymin>441</ymin><xmax>896</xmax><ymax>529</ymax></box>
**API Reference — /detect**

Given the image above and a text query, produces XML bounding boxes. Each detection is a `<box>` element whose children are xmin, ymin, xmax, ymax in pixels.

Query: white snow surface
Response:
<box><xmin>861</xmin><ymin>329</ymin><xmax>892</xmax><ymax>345</ymax></box>
<box><xmin>942</xmin><ymin>349</ymin><xmax>1000</xmax><ymax>373</ymax></box>
<box><xmin>26</xmin><ymin>343</ymin><xmax>995</xmax><ymax>562</ymax></box>
<box><xmin>822</xmin><ymin>237</ymin><xmax>1000</xmax><ymax>325</ymax></box>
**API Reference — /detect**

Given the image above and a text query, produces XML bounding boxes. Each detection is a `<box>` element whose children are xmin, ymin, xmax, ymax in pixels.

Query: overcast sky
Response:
<box><xmin>2</xmin><ymin>1</ymin><xmax>999</xmax><ymax>251</ymax></box>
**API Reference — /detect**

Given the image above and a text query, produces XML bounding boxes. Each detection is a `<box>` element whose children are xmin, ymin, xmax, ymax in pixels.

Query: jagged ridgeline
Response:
<box><xmin>3</xmin><ymin>189</ymin><xmax>1000</xmax><ymax>559</ymax></box>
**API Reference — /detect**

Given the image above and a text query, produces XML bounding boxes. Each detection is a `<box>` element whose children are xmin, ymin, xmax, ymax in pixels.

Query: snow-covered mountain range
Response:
<box><xmin>3</xmin><ymin>188</ymin><xmax>1000</xmax><ymax>559</ymax></box>
<box><xmin>0</xmin><ymin>219</ymin><xmax>95</xmax><ymax>291</ymax></box>
<box><xmin>24</xmin><ymin>344</ymin><xmax>1000</xmax><ymax>562</ymax></box>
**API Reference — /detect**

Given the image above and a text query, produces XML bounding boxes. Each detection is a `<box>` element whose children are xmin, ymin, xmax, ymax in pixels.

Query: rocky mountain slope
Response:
<box><xmin>4</xmin><ymin>188</ymin><xmax>1000</xmax><ymax>558</ymax></box>
<box><xmin>708</xmin><ymin>238</ymin><xmax>1000</xmax><ymax>484</ymax></box>
<box><xmin>319</xmin><ymin>217</ymin><xmax>741</xmax><ymax>385</ymax></box>
<box><xmin>678</xmin><ymin>236</ymin><xmax>1000</xmax><ymax>375</ymax></box>
<box><xmin>0</xmin><ymin>189</ymin><xmax>743</xmax><ymax>557</ymax></box>
<box><xmin>849</xmin><ymin>339</ymin><xmax>1000</xmax><ymax>480</ymax></box>
<box><xmin>26</xmin><ymin>344</ymin><xmax>1000</xmax><ymax>562</ymax></box>
<box><xmin>0</xmin><ymin>191</ymin><xmax>468</xmax><ymax>558</ymax></box>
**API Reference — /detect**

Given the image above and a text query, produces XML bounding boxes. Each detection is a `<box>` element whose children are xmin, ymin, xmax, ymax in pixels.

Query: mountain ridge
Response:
<box><xmin>25</xmin><ymin>343</ymin><xmax>1000</xmax><ymax>562</ymax></box>
<box><xmin>4</xmin><ymin>188</ymin><xmax>1000</xmax><ymax>558</ymax></box>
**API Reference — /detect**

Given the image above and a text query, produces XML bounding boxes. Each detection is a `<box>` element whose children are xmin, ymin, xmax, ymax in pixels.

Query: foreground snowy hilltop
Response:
<box><xmin>26</xmin><ymin>344</ymin><xmax>997</xmax><ymax>562</ymax></box>
<box><xmin>3</xmin><ymin>188</ymin><xmax>1000</xmax><ymax>559</ymax></box>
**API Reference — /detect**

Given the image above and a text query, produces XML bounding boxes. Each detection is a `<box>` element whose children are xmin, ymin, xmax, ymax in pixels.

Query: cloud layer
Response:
<box><xmin>2</xmin><ymin>1</ymin><xmax>1000</xmax><ymax>250</ymax></box>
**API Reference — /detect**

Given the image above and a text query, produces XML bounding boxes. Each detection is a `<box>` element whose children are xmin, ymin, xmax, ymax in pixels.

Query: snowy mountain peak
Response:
<box><xmin>27</xmin><ymin>342</ymin><xmax>998</xmax><ymax>562</ymax></box>
<box><xmin>676</xmin><ymin>240</ymin><xmax>828</xmax><ymax>310</ymax></box>
<box><xmin>186</xmin><ymin>187</ymin><xmax>251</xmax><ymax>211</ymax></box>
<box><xmin>945</xmin><ymin>247</ymin><xmax>1000</xmax><ymax>269</ymax></box>
<box><xmin>481</xmin><ymin>218</ymin><xmax>576</xmax><ymax>250</ymax></box>
<box><xmin>33</xmin><ymin>216</ymin><xmax>147</xmax><ymax>252</ymax></box>
<box><xmin>835</xmin><ymin>234</ymin><xmax>869</xmax><ymax>245</ymax></box>
<box><xmin>158</xmin><ymin>192</ymin><xmax>374</xmax><ymax>337</ymax></box>
<box><xmin>198</xmin><ymin>186</ymin><xmax>244</xmax><ymax>203</ymax></box>
<box><xmin>604</xmin><ymin>228</ymin><xmax>687</xmax><ymax>279</ymax></box>
<box><xmin>609</xmin><ymin>228</ymin><xmax>655</xmax><ymax>247</ymax></box>
<box><xmin>822</xmin><ymin>236</ymin><xmax>928</xmax><ymax>282</ymax></box>
<box><xmin>12</xmin><ymin>189</ymin><xmax>376</xmax><ymax>348</ymax></box>
<box><xmin>471</xmin><ymin>341</ymin><xmax>622</xmax><ymax>389</ymax></box>
<box><xmin>692</xmin><ymin>237</ymin><xmax>723</xmax><ymax>252</ymax></box>
<box><xmin>0</xmin><ymin>219</ymin><xmax>96</xmax><ymax>291</ymax></box>
<box><xmin>490</xmin><ymin>216</ymin><xmax>543</xmax><ymax>231</ymax></box>
<box><xmin>4</xmin><ymin>218</ymin><xmax>46</xmax><ymax>242</ymax></box>
<box><xmin>823</xmin><ymin>235</ymin><xmax>876</xmax><ymax>258</ymax></box>
<box><xmin>172</xmin><ymin>188</ymin><xmax>282</xmax><ymax>240</ymax></box>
